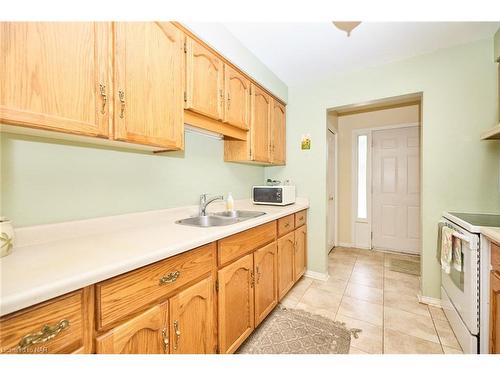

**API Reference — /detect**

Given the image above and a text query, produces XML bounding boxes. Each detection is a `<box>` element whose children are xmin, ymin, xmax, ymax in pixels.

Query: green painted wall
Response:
<box><xmin>1</xmin><ymin>131</ymin><xmax>264</xmax><ymax>226</ymax></box>
<box><xmin>266</xmin><ymin>38</ymin><xmax>500</xmax><ymax>298</ymax></box>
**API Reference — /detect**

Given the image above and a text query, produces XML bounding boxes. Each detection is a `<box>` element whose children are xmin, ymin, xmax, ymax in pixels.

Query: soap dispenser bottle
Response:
<box><xmin>226</xmin><ymin>192</ymin><xmax>234</xmax><ymax>212</ymax></box>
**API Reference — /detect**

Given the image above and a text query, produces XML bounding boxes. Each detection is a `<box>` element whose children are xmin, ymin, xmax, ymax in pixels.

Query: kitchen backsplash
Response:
<box><xmin>0</xmin><ymin>130</ymin><xmax>265</xmax><ymax>227</ymax></box>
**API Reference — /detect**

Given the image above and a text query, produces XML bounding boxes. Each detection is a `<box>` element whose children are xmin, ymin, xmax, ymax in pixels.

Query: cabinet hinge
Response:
<box><xmin>183</xmin><ymin>91</ymin><xmax>187</xmax><ymax>102</ymax></box>
<box><xmin>183</xmin><ymin>41</ymin><xmax>187</xmax><ymax>53</ymax></box>
<box><xmin>215</xmin><ymin>279</ymin><xmax>219</xmax><ymax>292</ymax></box>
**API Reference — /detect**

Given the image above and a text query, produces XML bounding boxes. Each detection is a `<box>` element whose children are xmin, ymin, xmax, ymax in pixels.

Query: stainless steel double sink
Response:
<box><xmin>175</xmin><ymin>210</ymin><xmax>266</xmax><ymax>227</ymax></box>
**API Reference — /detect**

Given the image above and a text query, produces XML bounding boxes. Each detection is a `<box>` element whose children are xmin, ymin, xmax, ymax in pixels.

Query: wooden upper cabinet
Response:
<box><xmin>253</xmin><ymin>242</ymin><xmax>278</xmax><ymax>326</ymax></box>
<box><xmin>0</xmin><ymin>22</ymin><xmax>110</xmax><ymax>137</ymax></box>
<box><xmin>169</xmin><ymin>275</ymin><xmax>216</xmax><ymax>354</ymax></box>
<box><xmin>217</xmin><ymin>253</ymin><xmax>254</xmax><ymax>354</ymax></box>
<box><xmin>271</xmin><ymin>99</ymin><xmax>286</xmax><ymax>165</ymax></box>
<box><xmin>294</xmin><ymin>226</ymin><xmax>307</xmax><ymax>281</ymax></box>
<box><xmin>223</xmin><ymin>64</ymin><xmax>250</xmax><ymax>129</ymax></box>
<box><xmin>277</xmin><ymin>232</ymin><xmax>295</xmax><ymax>300</ymax></box>
<box><xmin>96</xmin><ymin>302</ymin><xmax>169</xmax><ymax>354</ymax></box>
<box><xmin>250</xmin><ymin>84</ymin><xmax>272</xmax><ymax>163</ymax></box>
<box><xmin>113</xmin><ymin>22</ymin><xmax>184</xmax><ymax>149</ymax></box>
<box><xmin>185</xmin><ymin>37</ymin><xmax>224</xmax><ymax>120</ymax></box>
<box><xmin>490</xmin><ymin>271</ymin><xmax>500</xmax><ymax>354</ymax></box>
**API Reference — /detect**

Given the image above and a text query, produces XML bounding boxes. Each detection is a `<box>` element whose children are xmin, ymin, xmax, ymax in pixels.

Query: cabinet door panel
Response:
<box><xmin>490</xmin><ymin>271</ymin><xmax>500</xmax><ymax>354</ymax></box>
<box><xmin>186</xmin><ymin>37</ymin><xmax>224</xmax><ymax>120</ymax></box>
<box><xmin>218</xmin><ymin>254</ymin><xmax>254</xmax><ymax>353</ymax></box>
<box><xmin>250</xmin><ymin>84</ymin><xmax>271</xmax><ymax>162</ymax></box>
<box><xmin>96</xmin><ymin>302</ymin><xmax>169</xmax><ymax>354</ymax></box>
<box><xmin>169</xmin><ymin>275</ymin><xmax>216</xmax><ymax>354</ymax></box>
<box><xmin>223</xmin><ymin>64</ymin><xmax>250</xmax><ymax>129</ymax></box>
<box><xmin>0</xmin><ymin>22</ymin><xmax>110</xmax><ymax>137</ymax></box>
<box><xmin>271</xmin><ymin>99</ymin><xmax>286</xmax><ymax>165</ymax></box>
<box><xmin>294</xmin><ymin>225</ymin><xmax>307</xmax><ymax>281</ymax></box>
<box><xmin>114</xmin><ymin>22</ymin><xmax>184</xmax><ymax>149</ymax></box>
<box><xmin>254</xmin><ymin>242</ymin><xmax>278</xmax><ymax>326</ymax></box>
<box><xmin>278</xmin><ymin>232</ymin><xmax>295</xmax><ymax>300</ymax></box>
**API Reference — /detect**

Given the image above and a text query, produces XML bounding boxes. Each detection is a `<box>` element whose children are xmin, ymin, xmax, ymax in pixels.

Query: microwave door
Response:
<box><xmin>253</xmin><ymin>187</ymin><xmax>282</xmax><ymax>204</ymax></box>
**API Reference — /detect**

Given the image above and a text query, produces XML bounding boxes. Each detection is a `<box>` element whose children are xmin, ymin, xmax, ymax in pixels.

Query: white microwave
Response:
<box><xmin>252</xmin><ymin>185</ymin><xmax>296</xmax><ymax>206</ymax></box>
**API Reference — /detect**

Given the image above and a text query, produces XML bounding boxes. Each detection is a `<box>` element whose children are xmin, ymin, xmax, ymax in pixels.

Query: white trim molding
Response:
<box><xmin>418</xmin><ymin>294</ymin><xmax>442</xmax><ymax>307</ymax></box>
<box><xmin>337</xmin><ymin>242</ymin><xmax>354</xmax><ymax>248</ymax></box>
<box><xmin>304</xmin><ymin>270</ymin><xmax>330</xmax><ymax>282</ymax></box>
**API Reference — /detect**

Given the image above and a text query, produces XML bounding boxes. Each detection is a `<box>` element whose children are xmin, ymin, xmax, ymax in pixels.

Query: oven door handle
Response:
<box><xmin>451</xmin><ymin>231</ymin><xmax>471</xmax><ymax>244</ymax></box>
<box><xmin>439</xmin><ymin>220</ymin><xmax>478</xmax><ymax>250</ymax></box>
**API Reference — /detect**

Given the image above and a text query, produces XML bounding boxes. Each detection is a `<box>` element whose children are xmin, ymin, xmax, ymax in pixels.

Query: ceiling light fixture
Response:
<box><xmin>332</xmin><ymin>21</ymin><xmax>361</xmax><ymax>37</ymax></box>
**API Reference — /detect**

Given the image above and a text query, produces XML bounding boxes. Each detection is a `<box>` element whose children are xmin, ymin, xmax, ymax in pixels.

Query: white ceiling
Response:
<box><xmin>223</xmin><ymin>22</ymin><xmax>500</xmax><ymax>86</ymax></box>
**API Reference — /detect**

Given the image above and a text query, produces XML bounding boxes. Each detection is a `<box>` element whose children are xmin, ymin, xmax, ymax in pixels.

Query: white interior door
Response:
<box><xmin>327</xmin><ymin>130</ymin><xmax>336</xmax><ymax>251</ymax></box>
<box><xmin>372</xmin><ymin>126</ymin><xmax>420</xmax><ymax>254</ymax></box>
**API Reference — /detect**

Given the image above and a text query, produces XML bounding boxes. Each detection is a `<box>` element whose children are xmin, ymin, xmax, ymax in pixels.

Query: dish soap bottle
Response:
<box><xmin>226</xmin><ymin>192</ymin><xmax>234</xmax><ymax>212</ymax></box>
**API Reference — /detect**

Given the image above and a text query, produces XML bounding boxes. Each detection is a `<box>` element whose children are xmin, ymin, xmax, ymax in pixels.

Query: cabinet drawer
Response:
<box><xmin>492</xmin><ymin>243</ymin><xmax>500</xmax><ymax>274</ymax></box>
<box><xmin>0</xmin><ymin>290</ymin><xmax>85</xmax><ymax>354</ymax></box>
<box><xmin>218</xmin><ymin>222</ymin><xmax>276</xmax><ymax>267</ymax></box>
<box><xmin>295</xmin><ymin>210</ymin><xmax>307</xmax><ymax>228</ymax></box>
<box><xmin>278</xmin><ymin>214</ymin><xmax>295</xmax><ymax>237</ymax></box>
<box><xmin>96</xmin><ymin>243</ymin><xmax>216</xmax><ymax>329</ymax></box>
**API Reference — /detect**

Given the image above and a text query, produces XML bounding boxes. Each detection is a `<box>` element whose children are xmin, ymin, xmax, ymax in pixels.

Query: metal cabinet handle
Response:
<box><xmin>118</xmin><ymin>90</ymin><xmax>126</xmax><ymax>119</ymax></box>
<box><xmin>249</xmin><ymin>271</ymin><xmax>255</xmax><ymax>288</ymax></box>
<box><xmin>99</xmin><ymin>84</ymin><xmax>107</xmax><ymax>114</ymax></box>
<box><xmin>162</xmin><ymin>328</ymin><xmax>169</xmax><ymax>353</ymax></box>
<box><xmin>159</xmin><ymin>270</ymin><xmax>180</xmax><ymax>285</ymax></box>
<box><xmin>256</xmin><ymin>266</ymin><xmax>261</xmax><ymax>284</ymax></box>
<box><xmin>227</xmin><ymin>92</ymin><xmax>231</xmax><ymax>110</ymax></box>
<box><xmin>284</xmin><ymin>223</ymin><xmax>290</xmax><ymax>228</ymax></box>
<box><xmin>17</xmin><ymin>319</ymin><xmax>70</xmax><ymax>351</ymax></box>
<box><xmin>173</xmin><ymin>320</ymin><xmax>181</xmax><ymax>351</ymax></box>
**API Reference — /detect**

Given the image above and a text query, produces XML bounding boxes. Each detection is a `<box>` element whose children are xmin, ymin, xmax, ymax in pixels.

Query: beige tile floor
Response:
<box><xmin>280</xmin><ymin>246</ymin><xmax>464</xmax><ymax>354</ymax></box>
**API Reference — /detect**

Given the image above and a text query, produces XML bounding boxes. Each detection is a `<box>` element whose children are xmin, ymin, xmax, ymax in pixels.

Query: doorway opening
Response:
<box><xmin>326</xmin><ymin>93</ymin><xmax>422</xmax><ymax>255</ymax></box>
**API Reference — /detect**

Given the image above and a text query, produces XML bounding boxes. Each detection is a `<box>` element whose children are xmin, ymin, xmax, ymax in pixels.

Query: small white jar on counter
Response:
<box><xmin>0</xmin><ymin>217</ymin><xmax>15</xmax><ymax>258</ymax></box>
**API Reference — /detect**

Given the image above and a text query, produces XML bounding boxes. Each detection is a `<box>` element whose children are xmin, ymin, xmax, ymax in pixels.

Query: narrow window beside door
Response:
<box><xmin>357</xmin><ymin>135</ymin><xmax>368</xmax><ymax>220</ymax></box>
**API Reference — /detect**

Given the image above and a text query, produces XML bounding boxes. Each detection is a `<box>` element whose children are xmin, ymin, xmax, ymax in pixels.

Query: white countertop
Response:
<box><xmin>481</xmin><ymin>227</ymin><xmax>500</xmax><ymax>245</ymax></box>
<box><xmin>0</xmin><ymin>198</ymin><xmax>309</xmax><ymax>316</ymax></box>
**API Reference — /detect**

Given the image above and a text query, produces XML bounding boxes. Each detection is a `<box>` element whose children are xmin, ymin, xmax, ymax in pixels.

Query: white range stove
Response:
<box><xmin>440</xmin><ymin>212</ymin><xmax>500</xmax><ymax>354</ymax></box>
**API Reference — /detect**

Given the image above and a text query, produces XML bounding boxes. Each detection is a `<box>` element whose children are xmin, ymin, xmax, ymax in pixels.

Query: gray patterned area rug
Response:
<box><xmin>237</xmin><ymin>305</ymin><xmax>361</xmax><ymax>354</ymax></box>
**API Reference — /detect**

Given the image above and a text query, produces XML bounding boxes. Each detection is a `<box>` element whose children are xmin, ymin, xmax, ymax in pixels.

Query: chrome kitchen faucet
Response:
<box><xmin>199</xmin><ymin>194</ymin><xmax>224</xmax><ymax>216</ymax></box>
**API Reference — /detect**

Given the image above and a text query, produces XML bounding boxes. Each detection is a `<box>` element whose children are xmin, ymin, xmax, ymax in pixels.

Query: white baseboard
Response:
<box><xmin>418</xmin><ymin>294</ymin><xmax>442</xmax><ymax>307</ymax></box>
<box><xmin>337</xmin><ymin>242</ymin><xmax>354</xmax><ymax>248</ymax></box>
<box><xmin>304</xmin><ymin>270</ymin><xmax>330</xmax><ymax>282</ymax></box>
<box><xmin>355</xmin><ymin>245</ymin><xmax>371</xmax><ymax>250</ymax></box>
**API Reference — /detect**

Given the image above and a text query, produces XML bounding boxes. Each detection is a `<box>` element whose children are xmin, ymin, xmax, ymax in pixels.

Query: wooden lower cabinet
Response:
<box><xmin>217</xmin><ymin>253</ymin><xmax>254</xmax><ymax>354</ymax></box>
<box><xmin>254</xmin><ymin>242</ymin><xmax>278</xmax><ymax>326</ymax></box>
<box><xmin>278</xmin><ymin>232</ymin><xmax>295</xmax><ymax>299</ymax></box>
<box><xmin>96</xmin><ymin>302</ymin><xmax>169</xmax><ymax>354</ymax></box>
<box><xmin>2</xmin><ymin>212</ymin><xmax>307</xmax><ymax>355</ymax></box>
<box><xmin>0</xmin><ymin>288</ymin><xmax>92</xmax><ymax>354</ymax></box>
<box><xmin>294</xmin><ymin>226</ymin><xmax>307</xmax><ymax>281</ymax></box>
<box><xmin>490</xmin><ymin>271</ymin><xmax>500</xmax><ymax>354</ymax></box>
<box><xmin>169</xmin><ymin>275</ymin><xmax>216</xmax><ymax>354</ymax></box>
